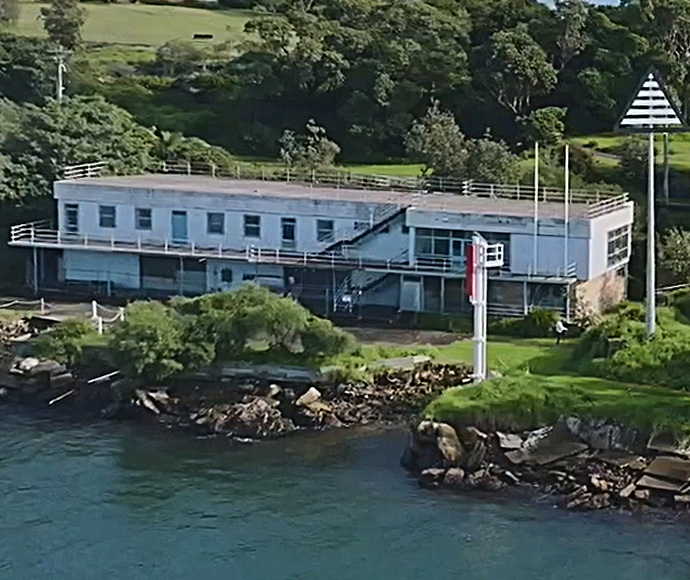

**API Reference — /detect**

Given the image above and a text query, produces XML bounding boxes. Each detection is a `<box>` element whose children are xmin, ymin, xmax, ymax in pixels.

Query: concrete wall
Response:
<box><xmin>206</xmin><ymin>260</ymin><xmax>284</xmax><ymax>293</ymax></box>
<box><xmin>407</xmin><ymin>204</ymin><xmax>634</xmax><ymax>281</ymax></box>
<box><xmin>353</xmin><ymin>215</ymin><xmax>409</xmax><ymax>262</ymax></box>
<box><xmin>63</xmin><ymin>250</ymin><xmax>140</xmax><ymax>289</ymax></box>
<box><xmin>574</xmin><ymin>268</ymin><xmax>627</xmax><ymax>317</ymax></box>
<box><xmin>588</xmin><ymin>204</ymin><xmax>635</xmax><ymax>279</ymax></box>
<box><xmin>55</xmin><ymin>182</ymin><xmax>392</xmax><ymax>253</ymax></box>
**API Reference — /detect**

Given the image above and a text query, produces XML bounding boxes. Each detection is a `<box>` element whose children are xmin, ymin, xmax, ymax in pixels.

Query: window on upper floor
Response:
<box><xmin>282</xmin><ymin>217</ymin><xmax>296</xmax><ymax>247</ymax></box>
<box><xmin>99</xmin><ymin>205</ymin><xmax>116</xmax><ymax>228</ymax></box>
<box><xmin>207</xmin><ymin>212</ymin><xmax>225</xmax><ymax>235</ymax></box>
<box><xmin>414</xmin><ymin>228</ymin><xmax>510</xmax><ymax>267</ymax></box>
<box><xmin>135</xmin><ymin>208</ymin><xmax>152</xmax><ymax>231</ymax></box>
<box><xmin>244</xmin><ymin>215</ymin><xmax>260</xmax><ymax>238</ymax></box>
<box><xmin>316</xmin><ymin>219</ymin><xmax>334</xmax><ymax>242</ymax></box>
<box><xmin>607</xmin><ymin>225</ymin><xmax>630</xmax><ymax>268</ymax></box>
<box><xmin>65</xmin><ymin>203</ymin><xmax>79</xmax><ymax>234</ymax></box>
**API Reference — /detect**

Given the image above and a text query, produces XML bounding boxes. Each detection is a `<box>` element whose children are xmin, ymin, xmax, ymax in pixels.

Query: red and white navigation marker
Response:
<box><xmin>467</xmin><ymin>234</ymin><xmax>504</xmax><ymax>382</ymax></box>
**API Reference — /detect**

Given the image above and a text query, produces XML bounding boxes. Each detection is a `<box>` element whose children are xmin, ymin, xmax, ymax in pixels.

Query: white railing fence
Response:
<box><xmin>0</xmin><ymin>298</ymin><xmax>125</xmax><ymax>335</ymax></box>
<box><xmin>61</xmin><ymin>160</ymin><xmax>629</xmax><ymax>219</ymax></box>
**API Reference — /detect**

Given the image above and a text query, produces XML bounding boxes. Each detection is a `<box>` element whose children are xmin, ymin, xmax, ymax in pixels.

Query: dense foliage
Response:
<box><xmin>34</xmin><ymin>318</ymin><xmax>97</xmax><ymax>366</ymax></box>
<box><xmin>112</xmin><ymin>285</ymin><xmax>356</xmax><ymax>382</ymax></box>
<box><xmin>69</xmin><ymin>0</ymin><xmax>684</xmax><ymax>164</ymax></box>
<box><xmin>489</xmin><ymin>309</ymin><xmax>560</xmax><ymax>338</ymax></box>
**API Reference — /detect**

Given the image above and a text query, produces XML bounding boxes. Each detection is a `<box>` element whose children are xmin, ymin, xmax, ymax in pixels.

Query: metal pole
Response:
<box><xmin>647</xmin><ymin>131</ymin><xmax>656</xmax><ymax>336</ymax></box>
<box><xmin>533</xmin><ymin>142</ymin><xmax>539</xmax><ymax>276</ymax></box>
<box><xmin>32</xmin><ymin>247</ymin><xmax>38</xmax><ymax>294</ymax></box>
<box><xmin>663</xmin><ymin>132</ymin><xmax>670</xmax><ymax>203</ymax></box>
<box><xmin>564</xmin><ymin>143</ymin><xmax>570</xmax><ymax>277</ymax></box>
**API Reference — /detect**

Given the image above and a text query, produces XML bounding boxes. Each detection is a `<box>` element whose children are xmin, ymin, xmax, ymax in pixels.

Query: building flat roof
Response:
<box><xmin>57</xmin><ymin>174</ymin><xmax>621</xmax><ymax>220</ymax></box>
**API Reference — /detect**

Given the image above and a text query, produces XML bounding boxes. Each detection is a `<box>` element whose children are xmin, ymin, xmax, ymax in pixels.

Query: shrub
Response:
<box><xmin>301</xmin><ymin>317</ymin><xmax>356</xmax><ymax>358</ymax></box>
<box><xmin>489</xmin><ymin>309</ymin><xmax>559</xmax><ymax>338</ymax></box>
<box><xmin>602</xmin><ymin>329</ymin><xmax>690</xmax><ymax>390</ymax></box>
<box><xmin>34</xmin><ymin>318</ymin><xmax>96</xmax><ymax>366</ymax></box>
<box><xmin>670</xmin><ymin>288</ymin><xmax>690</xmax><ymax>320</ymax></box>
<box><xmin>111</xmin><ymin>301</ymin><xmax>212</xmax><ymax>382</ymax></box>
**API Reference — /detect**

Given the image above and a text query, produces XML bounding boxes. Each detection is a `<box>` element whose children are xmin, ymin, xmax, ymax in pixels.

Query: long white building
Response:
<box><xmin>9</xmin><ymin>164</ymin><xmax>634</xmax><ymax>319</ymax></box>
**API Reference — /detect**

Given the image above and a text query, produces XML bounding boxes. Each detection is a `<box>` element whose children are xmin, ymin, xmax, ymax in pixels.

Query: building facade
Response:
<box><xmin>9</xmin><ymin>167</ymin><xmax>634</xmax><ymax>319</ymax></box>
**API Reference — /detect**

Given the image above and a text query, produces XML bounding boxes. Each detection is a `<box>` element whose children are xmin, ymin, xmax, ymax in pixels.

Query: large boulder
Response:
<box><xmin>402</xmin><ymin>420</ymin><xmax>465</xmax><ymax>472</ymax></box>
<box><xmin>193</xmin><ymin>397</ymin><xmax>295</xmax><ymax>439</ymax></box>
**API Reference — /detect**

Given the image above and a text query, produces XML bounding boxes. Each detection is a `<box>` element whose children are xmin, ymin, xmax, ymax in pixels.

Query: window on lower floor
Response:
<box><xmin>207</xmin><ymin>212</ymin><xmax>225</xmax><ymax>235</ymax></box>
<box><xmin>316</xmin><ymin>219</ymin><xmax>334</xmax><ymax>242</ymax></box>
<box><xmin>135</xmin><ymin>208</ymin><xmax>152</xmax><ymax>231</ymax></box>
<box><xmin>607</xmin><ymin>225</ymin><xmax>630</xmax><ymax>268</ymax></box>
<box><xmin>220</xmin><ymin>268</ymin><xmax>233</xmax><ymax>283</ymax></box>
<box><xmin>244</xmin><ymin>214</ymin><xmax>260</xmax><ymax>238</ymax></box>
<box><xmin>99</xmin><ymin>205</ymin><xmax>116</xmax><ymax>228</ymax></box>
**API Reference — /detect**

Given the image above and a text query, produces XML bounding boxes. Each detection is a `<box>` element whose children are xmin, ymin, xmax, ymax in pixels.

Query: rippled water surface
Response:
<box><xmin>1</xmin><ymin>412</ymin><xmax>689</xmax><ymax>579</ymax></box>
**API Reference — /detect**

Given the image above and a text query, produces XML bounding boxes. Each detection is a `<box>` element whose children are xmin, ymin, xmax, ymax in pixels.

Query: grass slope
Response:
<box><xmin>13</xmin><ymin>3</ymin><xmax>251</xmax><ymax>46</ymax></box>
<box><xmin>426</xmin><ymin>374</ymin><xmax>690</xmax><ymax>436</ymax></box>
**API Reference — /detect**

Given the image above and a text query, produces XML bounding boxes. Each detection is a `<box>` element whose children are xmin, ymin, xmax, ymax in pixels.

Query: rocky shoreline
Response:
<box><xmin>0</xmin><ymin>351</ymin><xmax>472</xmax><ymax>439</ymax></box>
<box><xmin>402</xmin><ymin>419</ymin><xmax>690</xmax><ymax>514</ymax></box>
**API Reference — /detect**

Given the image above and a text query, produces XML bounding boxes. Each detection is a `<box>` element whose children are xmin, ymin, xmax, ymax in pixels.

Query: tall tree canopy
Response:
<box><xmin>2</xmin><ymin>95</ymin><xmax>154</xmax><ymax>199</ymax></box>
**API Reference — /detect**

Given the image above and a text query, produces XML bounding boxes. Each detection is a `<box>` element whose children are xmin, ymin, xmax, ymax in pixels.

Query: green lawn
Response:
<box><xmin>12</xmin><ymin>3</ymin><xmax>251</xmax><ymax>46</ymax></box>
<box><xmin>435</xmin><ymin>337</ymin><xmax>574</xmax><ymax>375</ymax></box>
<box><xmin>572</xmin><ymin>133</ymin><xmax>690</xmax><ymax>174</ymax></box>
<box><xmin>426</xmin><ymin>374</ymin><xmax>690</xmax><ymax>435</ymax></box>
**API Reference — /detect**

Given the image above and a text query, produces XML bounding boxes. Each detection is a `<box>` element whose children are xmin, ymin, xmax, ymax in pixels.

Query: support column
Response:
<box><xmin>523</xmin><ymin>280</ymin><xmax>528</xmax><ymax>315</ymax></box>
<box><xmin>408</xmin><ymin>226</ymin><xmax>416</xmax><ymax>266</ymax></box>
<box><xmin>32</xmin><ymin>247</ymin><xmax>38</xmax><ymax>294</ymax></box>
<box><xmin>179</xmin><ymin>256</ymin><xmax>185</xmax><ymax>296</ymax></box>
<box><xmin>440</xmin><ymin>276</ymin><xmax>445</xmax><ymax>314</ymax></box>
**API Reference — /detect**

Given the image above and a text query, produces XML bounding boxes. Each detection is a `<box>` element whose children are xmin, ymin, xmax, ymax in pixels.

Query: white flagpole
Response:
<box><xmin>533</xmin><ymin>142</ymin><xmax>539</xmax><ymax>276</ymax></box>
<box><xmin>564</xmin><ymin>143</ymin><xmax>570</xmax><ymax>277</ymax></box>
<box><xmin>647</xmin><ymin>131</ymin><xmax>656</xmax><ymax>336</ymax></box>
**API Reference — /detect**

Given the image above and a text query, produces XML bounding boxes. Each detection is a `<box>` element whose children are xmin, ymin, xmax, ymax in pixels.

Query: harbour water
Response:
<box><xmin>1</xmin><ymin>411</ymin><xmax>688</xmax><ymax>579</ymax></box>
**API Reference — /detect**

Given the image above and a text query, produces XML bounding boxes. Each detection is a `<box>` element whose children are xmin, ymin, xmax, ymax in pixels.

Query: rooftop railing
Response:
<box><xmin>61</xmin><ymin>160</ymin><xmax>630</xmax><ymax>219</ymax></box>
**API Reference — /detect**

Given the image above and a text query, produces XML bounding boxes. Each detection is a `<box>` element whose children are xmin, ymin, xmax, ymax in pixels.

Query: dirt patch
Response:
<box><xmin>346</xmin><ymin>327</ymin><xmax>462</xmax><ymax>346</ymax></box>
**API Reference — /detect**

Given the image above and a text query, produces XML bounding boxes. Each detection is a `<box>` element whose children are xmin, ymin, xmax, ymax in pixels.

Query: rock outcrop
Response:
<box><xmin>402</xmin><ymin>417</ymin><xmax>690</xmax><ymax>513</ymax></box>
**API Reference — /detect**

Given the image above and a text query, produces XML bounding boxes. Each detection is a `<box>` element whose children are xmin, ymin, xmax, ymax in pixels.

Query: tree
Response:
<box><xmin>111</xmin><ymin>302</ymin><xmax>186</xmax><ymax>382</ymax></box>
<box><xmin>555</xmin><ymin>0</ymin><xmax>589</xmax><ymax>70</ymax></box>
<box><xmin>40</xmin><ymin>0</ymin><xmax>86</xmax><ymax>51</ymax></box>
<box><xmin>0</xmin><ymin>34</ymin><xmax>55</xmax><ymax>105</ymax></box>
<box><xmin>640</xmin><ymin>0</ymin><xmax>690</xmax><ymax>114</ymax></box>
<box><xmin>660</xmin><ymin>228</ymin><xmax>690</xmax><ymax>284</ymax></box>
<box><xmin>154</xmin><ymin>40</ymin><xmax>205</xmax><ymax>77</ymax></box>
<box><xmin>467</xmin><ymin>136</ymin><xmax>518</xmax><ymax>183</ymax></box>
<box><xmin>111</xmin><ymin>301</ymin><xmax>213</xmax><ymax>382</ymax></box>
<box><xmin>526</xmin><ymin>107</ymin><xmax>566</xmax><ymax>148</ymax></box>
<box><xmin>2</xmin><ymin>95</ymin><xmax>155</xmax><ymax>199</ymax></box>
<box><xmin>0</xmin><ymin>0</ymin><xmax>20</xmax><ymax>25</ymax></box>
<box><xmin>479</xmin><ymin>24</ymin><xmax>557</xmax><ymax>117</ymax></box>
<box><xmin>405</xmin><ymin>102</ymin><xmax>469</xmax><ymax>177</ymax></box>
<box><xmin>279</xmin><ymin>119</ymin><xmax>340</xmax><ymax>171</ymax></box>
<box><xmin>618</xmin><ymin>137</ymin><xmax>650</xmax><ymax>184</ymax></box>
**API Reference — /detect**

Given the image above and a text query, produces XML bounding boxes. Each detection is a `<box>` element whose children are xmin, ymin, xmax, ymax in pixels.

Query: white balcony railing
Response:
<box><xmin>9</xmin><ymin>222</ymin><xmax>581</xmax><ymax>281</ymax></box>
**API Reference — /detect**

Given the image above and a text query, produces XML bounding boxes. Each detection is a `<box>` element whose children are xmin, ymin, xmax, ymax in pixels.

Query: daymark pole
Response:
<box><xmin>647</xmin><ymin>130</ymin><xmax>656</xmax><ymax>336</ymax></box>
<box><xmin>532</xmin><ymin>142</ymin><xmax>539</xmax><ymax>276</ymax></box>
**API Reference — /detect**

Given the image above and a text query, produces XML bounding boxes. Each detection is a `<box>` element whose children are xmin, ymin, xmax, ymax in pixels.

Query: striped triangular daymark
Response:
<box><xmin>617</xmin><ymin>70</ymin><xmax>686</xmax><ymax>132</ymax></box>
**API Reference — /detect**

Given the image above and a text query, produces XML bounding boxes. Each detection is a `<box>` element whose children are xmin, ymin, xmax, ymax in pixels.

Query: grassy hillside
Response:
<box><xmin>12</xmin><ymin>3</ymin><xmax>251</xmax><ymax>46</ymax></box>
